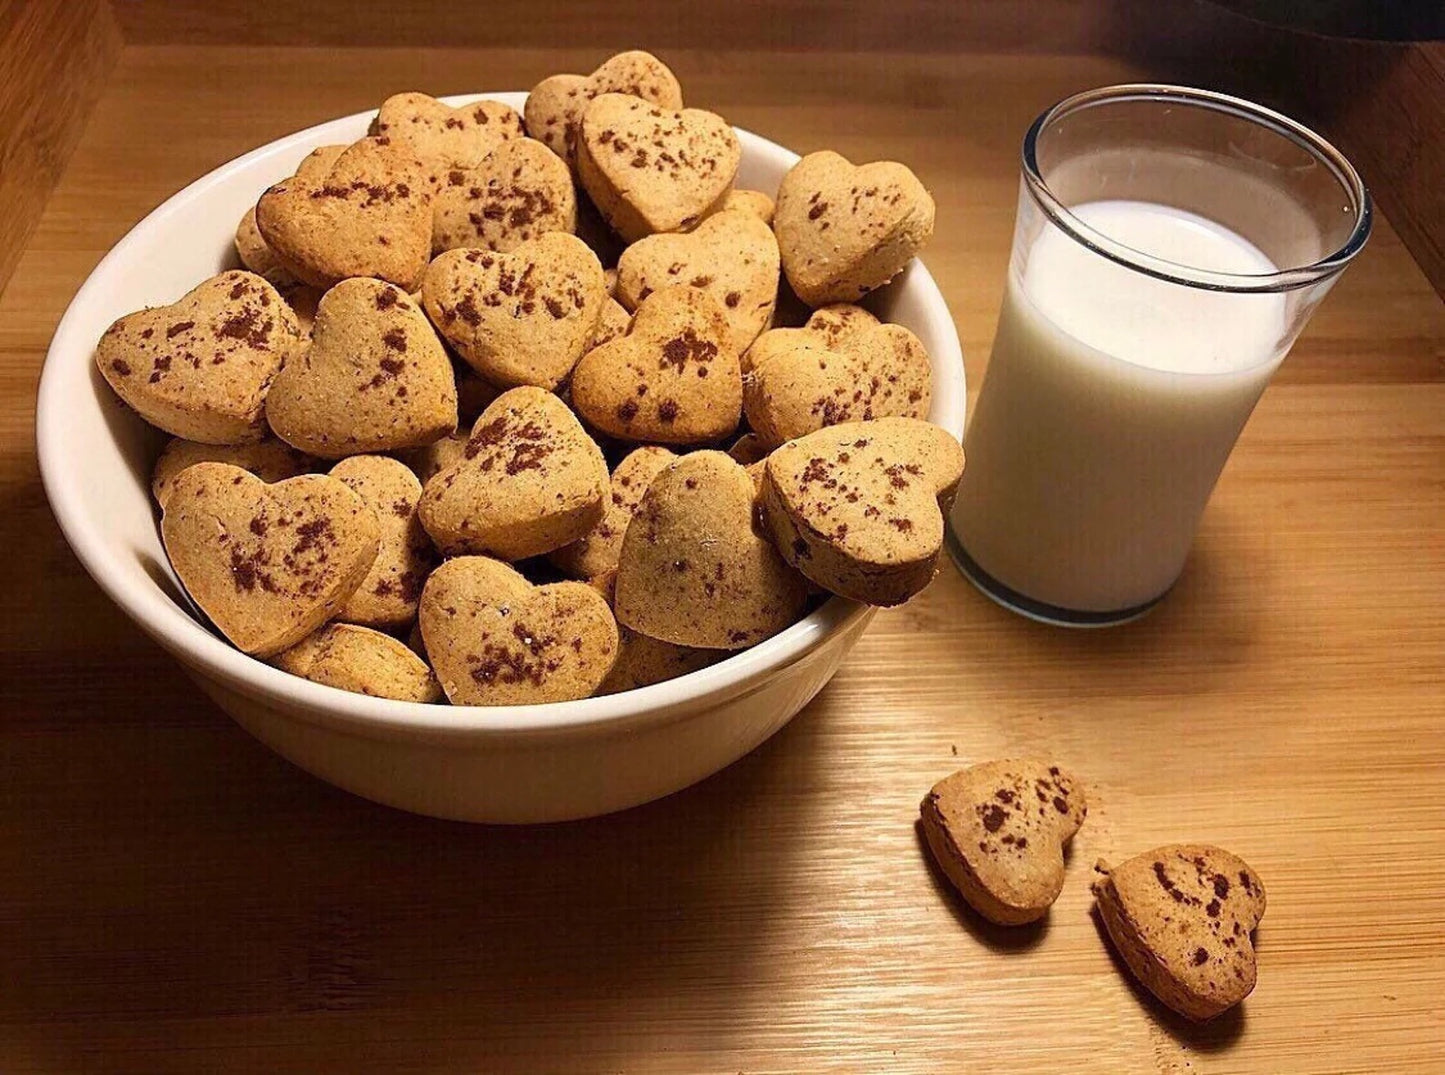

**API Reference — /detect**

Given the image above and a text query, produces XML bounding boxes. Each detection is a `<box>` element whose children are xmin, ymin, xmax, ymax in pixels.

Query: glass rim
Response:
<box><xmin>1021</xmin><ymin>83</ymin><xmax>1373</xmax><ymax>294</ymax></box>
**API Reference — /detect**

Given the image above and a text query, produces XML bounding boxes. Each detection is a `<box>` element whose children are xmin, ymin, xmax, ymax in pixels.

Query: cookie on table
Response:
<box><xmin>264</xmin><ymin>278</ymin><xmax>458</xmax><ymax>458</ymax></box>
<box><xmin>151</xmin><ymin>436</ymin><xmax>316</xmax><ymax>509</ymax></box>
<box><xmin>525</xmin><ymin>50</ymin><xmax>683</xmax><ymax>169</ymax></box>
<box><xmin>159</xmin><ymin>463</ymin><xmax>380</xmax><ymax>658</ymax></box>
<box><xmin>615</xmin><ymin>208</ymin><xmax>780</xmax><ymax>353</ymax></box>
<box><xmin>418</xmin><ymin>386</ymin><xmax>609</xmax><ymax>559</ymax></box>
<box><xmin>431</xmin><ymin>137</ymin><xmax>577</xmax><ymax>255</ymax></box>
<box><xmin>761</xmin><ymin>417</ymin><xmax>964</xmax><ymax>606</ymax></box>
<box><xmin>576</xmin><ymin>93</ymin><xmax>740</xmax><ymax>243</ymax></box>
<box><xmin>570</xmin><ymin>285</ymin><xmax>743</xmax><ymax>446</ymax></box>
<box><xmin>329</xmin><ymin>455</ymin><xmax>435</xmax><ymax>631</ymax></box>
<box><xmin>418</xmin><ymin>555</ymin><xmax>618</xmax><ymax>705</ymax></box>
<box><xmin>96</xmin><ymin>270</ymin><xmax>303</xmax><ymax>444</ymax></box>
<box><xmin>370</xmin><ymin>92</ymin><xmax>524</xmax><ymax>191</ymax></box>
<box><xmin>1093</xmin><ymin>845</ymin><xmax>1267</xmax><ymax>1022</ymax></box>
<box><xmin>920</xmin><ymin>760</ymin><xmax>1086</xmax><ymax>925</ymax></box>
<box><xmin>422</xmin><ymin>234</ymin><xmax>606</xmax><ymax>390</ymax></box>
<box><xmin>774</xmin><ymin>149</ymin><xmax>935</xmax><ymax>306</ymax></box>
<box><xmin>549</xmin><ymin>445</ymin><xmax>676</xmax><ymax>579</ymax></box>
<box><xmin>613</xmin><ymin>450</ymin><xmax>808</xmax><ymax>649</ymax></box>
<box><xmin>255</xmin><ymin>136</ymin><xmax>434</xmax><ymax>291</ymax></box>
<box><xmin>275</xmin><ymin>622</ymin><xmax>442</xmax><ymax>703</ymax></box>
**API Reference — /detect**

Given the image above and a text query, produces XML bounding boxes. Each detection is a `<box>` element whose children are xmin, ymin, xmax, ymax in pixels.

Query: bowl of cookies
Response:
<box><xmin>37</xmin><ymin>52</ymin><xmax>966</xmax><ymax>822</ymax></box>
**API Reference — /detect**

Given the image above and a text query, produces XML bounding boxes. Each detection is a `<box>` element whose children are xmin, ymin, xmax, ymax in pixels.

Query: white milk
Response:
<box><xmin>951</xmin><ymin>200</ymin><xmax>1289</xmax><ymax>613</ymax></box>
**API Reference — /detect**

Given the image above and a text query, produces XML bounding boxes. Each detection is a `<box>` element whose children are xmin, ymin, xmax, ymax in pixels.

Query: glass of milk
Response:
<box><xmin>947</xmin><ymin>84</ymin><xmax>1372</xmax><ymax>626</ymax></box>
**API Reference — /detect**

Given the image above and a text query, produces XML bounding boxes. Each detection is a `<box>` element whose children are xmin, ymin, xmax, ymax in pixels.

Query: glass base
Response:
<box><xmin>944</xmin><ymin>527</ymin><xmax>1167</xmax><ymax>628</ymax></box>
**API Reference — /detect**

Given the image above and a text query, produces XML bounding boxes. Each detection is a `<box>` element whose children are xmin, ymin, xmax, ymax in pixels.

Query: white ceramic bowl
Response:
<box><xmin>37</xmin><ymin>93</ymin><xmax>965</xmax><ymax>822</ymax></box>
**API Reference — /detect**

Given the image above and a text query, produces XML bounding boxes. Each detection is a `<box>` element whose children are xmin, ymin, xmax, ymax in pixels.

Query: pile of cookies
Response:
<box><xmin>921</xmin><ymin>760</ymin><xmax>1267</xmax><ymax>1022</ymax></box>
<box><xmin>94</xmin><ymin>51</ymin><xmax>960</xmax><ymax>707</ymax></box>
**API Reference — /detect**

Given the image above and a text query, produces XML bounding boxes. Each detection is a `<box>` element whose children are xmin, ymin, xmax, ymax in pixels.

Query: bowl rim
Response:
<box><xmin>36</xmin><ymin>92</ymin><xmax>966</xmax><ymax>739</ymax></box>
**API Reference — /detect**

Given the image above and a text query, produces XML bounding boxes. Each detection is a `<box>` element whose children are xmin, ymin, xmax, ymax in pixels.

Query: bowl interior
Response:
<box><xmin>37</xmin><ymin>92</ymin><xmax>966</xmax><ymax>734</ymax></box>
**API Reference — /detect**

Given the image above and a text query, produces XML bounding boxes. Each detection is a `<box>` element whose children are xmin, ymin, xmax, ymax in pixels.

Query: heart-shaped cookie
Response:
<box><xmin>235</xmin><ymin>145</ymin><xmax>349</xmax><ymax>286</ymax></box>
<box><xmin>524</xmin><ymin>50</ymin><xmax>683</xmax><ymax>169</ymax></box>
<box><xmin>422</xmin><ymin>234</ymin><xmax>606</xmax><ymax>390</ymax></box>
<box><xmin>742</xmin><ymin>303</ymin><xmax>881</xmax><ymax>375</ymax></box>
<box><xmin>431</xmin><ymin>137</ymin><xmax>577</xmax><ymax>255</ymax></box>
<box><xmin>549</xmin><ymin>445</ymin><xmax>676</xmax><ymax>579</ymax></box>
<box><xmin>371</xmin><ymin>92</ymin><xmax>524</xmax><ymax>190</ymax></box>
<box><xmin>96</xmin><ymin>270</ymin><xmax>303</xmax><ymax>444</ymax></box>
<box><xmin>592</xmin><ymin>296</ymin><xmax>631</xmax><ymax>348</ymax></box>
<box><xmin>275</xmin><ymin>622</ymin><xmax>442</xmax><ymax>703</ymax></box>
<box><xmin>419</xmin><ymin>555</ymin><xmax>618</xmax><ymax>705</ymax></box>
<box><xmin>576</xmin><ymin>93</ymin><xmax>740</xmax><ymax>243</ymax></box>
<box><xmin>614</xmin><ymin>451</ymin><xmax>808</xmax><ymax>648</ymax></box>
<box><xmin>264</xmin><ymin>278</ymin><xmax>458</xmax><ymax>458</ymax></box>
<box><xmin>419</xmin><ymin>386</ymin><xmax>608</xmax><ymax>559</ymax></box>
<box><xmin>151</xmin><ymin>436</ymin><xmax>316</xmax><ymax>509</ymax></box>
<box><xmin>761</xmin><ymin>417</ymin><xmax>964</xmax><ymax>606</ymax></box>
<box><xmin>255</xmin><ymin>136</ymin><xmax>433</xmax><ymax>291</ymax></box>
<box><xmin>774</xmin><ymin>150</ymin><xmax>935</xmax><ymax>306</ymax></box>
<box><xmin>599</xmin><ymin>626</ymin><xmax>721</xmax><ymax>694</ymax></box>
<box><xmin>329</xmin><ymin>455</ymin><xmax>435</xmax><ymax>630</ymax></box>
<box><xmin>398</xmin><ymin>430</ymin><xmax>470</xmax><ymax>485</ymax></box>
<box><xmin>721</xmin><ymin>188</ymin><xmax>775</xmax><ymax>225</ymax></box>
<box><xmin>920</xmin><ymin>760</ymin><xmax>1087</xmax><ymax>925</ymax></box>
<box><xmin>570</xmin><ymin>286</ymin><xmax>742</xmax><ymax>446</ymax></box>
<box><xmin>1093</xmin><ymin>845</ymin><xmax>1267</xmax><ymax>1021</ymax></box>
<box><xmin>615</xmin><ymin>209</ymin><xmax>780</xmax><ymax>353</ymax></box>
<box><xmin>160</xmin><ymin>463</ymin><xmax>381</xmax><ymax>657</ymax></box>
<box><xmin>743</xmin><ymin>319</ymin><xmax>932</xmax><ymax>448</ymax></box>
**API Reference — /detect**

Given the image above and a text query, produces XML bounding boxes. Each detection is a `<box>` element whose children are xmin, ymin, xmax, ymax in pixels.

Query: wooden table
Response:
<box><xmin>2</xmin><ymin>42</ymin><xmax>1442</xmax><ymax>1075</ymax></box>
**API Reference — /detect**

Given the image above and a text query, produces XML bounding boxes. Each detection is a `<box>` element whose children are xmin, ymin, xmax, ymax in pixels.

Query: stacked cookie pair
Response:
<box><xmin>95</xmin><ymin>51</ymin><xmax>961</xmax><ymax>707</ymax></box>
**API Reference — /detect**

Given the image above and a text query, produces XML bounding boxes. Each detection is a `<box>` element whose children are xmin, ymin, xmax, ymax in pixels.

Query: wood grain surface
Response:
<box><xmin>1</xmin><ymin>43</ymin><xmax>1443</xmax><ymax>1074</ymax></box>
<box><xmin>0</xmin><ymin>0</ymin><xmax>121</xmax><ymax>294</ymax></box>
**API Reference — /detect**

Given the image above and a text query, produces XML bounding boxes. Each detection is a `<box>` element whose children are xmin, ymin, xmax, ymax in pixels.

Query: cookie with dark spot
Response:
<box><xmin>921</xmin><ymin>759</ymin><xmax>1086</xmax><ymax>925</ymax></box>
<box><xmin>265</xmin><ymin>278</ymin><xmax>457</xmax><ymax>458</ymax></box>
<box><xmin>524</xmin><ymin>50</ymin><xmax>683</xmax><ymax>171</ymax></box>
<box><xmin>550</xmin><ymin>445</ymin><xmax>675</xmax><ymax>579</ymax></box>
<box><xmin>1093</xmin><ymin>845</ymin><xmax>1267</xmax><ymax>1021</ymax></box>
<box><xmin>160</xmin><ymin>463</ymin><xmax>380</xmax><ymax>657</ymax></box>
<box><xmin>418</xmin><ymin>555</ymin><xmax>618</xmax><ymax>705</ymax></box>
<box><xmin>744</xmin><ymin>317</ymin><xmax>931</xmax><ymax>449</ymax></box>
<box><xmin>330</xmin><ymin>455</ymin><xmax>435</xmax><ymax>630</ymax></box>
<box><xmin>761</xmin><ymin>417</ymin><xmax>963</xmax><ymax>605</ymax></box>
<box><xmin>234</xmin><ymin>145</ymin><xmax>347</xmax><ymax>287</ymax></box>
<box><xmin>255</xmin><ymin>136</ymin><xmax>433</xmax><ymax>291</ymax></box>
<box><xmin>614</xmin><ymin>451</ymin><xmax>807</xmax><ymax>649</ymax></box>
<box><xmin>576</xmin><ymin>93</ymin><xmax>740</xmax><ymax>243</ymax></box>
<box><xmin>743</xmin><ymin>303</ymin><xmax>882</xmax><ymax>375</ymax></box>
<box><xmin>774</xmin><ymin>150</ymin><xmax>934</xmax><ymax>306</ymax></box>
<box><xmin>274</xmin><ymin>622</ymin><xmax>442</xmax><ymax>702</ymax></box>
<box><xmin>96</xmin><ymin>270</ymin><xmax>303</xmax><ymax>444</ymax></box>
<box><xmin>421</xmin><ymin>233</ymin><xmax>605</xmax><ymax>390</ymax></box>
<box><xmin>418</xmin><ymin>386</ymin><xmax>608</xmax><ymax>559</ymax></box>
<box><xmin>616</xmin><ymin>209</ymin><xmax>780</xmax><ymax>353</ymax></box>
<box><xmin>570</xmin><ymin>285</ymin><xmax>742</xmax><ymax>446</ymax></box>
<box><xmin>432</xmin><ymin>137</ymin><xmax>577</xmax><ymax>255</ymax></box>
<box><xmin>370</xmin><ymin>93</ymin><xmax>524</xmax><ymax>192</ymax></box>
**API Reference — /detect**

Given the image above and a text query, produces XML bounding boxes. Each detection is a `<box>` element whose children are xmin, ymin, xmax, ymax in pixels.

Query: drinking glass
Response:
<box><xmin>946</xmin><ymin>84</ymin><xmax>1372</xmax><ymax>626</ymax></box>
